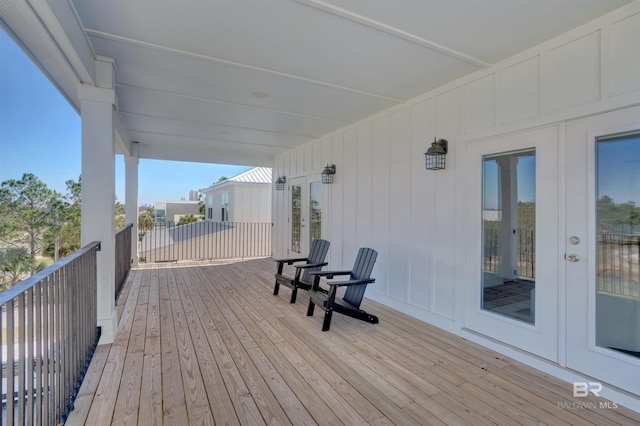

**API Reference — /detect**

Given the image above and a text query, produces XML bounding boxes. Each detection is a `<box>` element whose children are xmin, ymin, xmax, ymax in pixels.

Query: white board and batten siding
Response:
<box><xmin>273</xmin><ymin>2</ymin><xmax>640</xmax><ymax>406</ymax></box>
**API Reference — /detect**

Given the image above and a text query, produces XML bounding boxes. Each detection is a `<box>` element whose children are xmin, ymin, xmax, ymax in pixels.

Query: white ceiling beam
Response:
<box><xmin>29</xmin><ymin>0</ymin><xmax>95</xmax><ymax>83</ymax></box>
<box><xmin>84</xmin><ymin>28</ymin><xmax>404</xmax><ymax>103</ymax></box>
<box><xmin>293</xmin><ymin>0</ymin><xmax>491</xmax><ymax>68</ymax></box>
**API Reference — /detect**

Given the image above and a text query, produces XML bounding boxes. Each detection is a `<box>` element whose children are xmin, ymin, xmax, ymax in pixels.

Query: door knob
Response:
<box><xmin>567</xmin><ymin>254</ymin><xmax>580</xmax><ymax>262</ymax></box>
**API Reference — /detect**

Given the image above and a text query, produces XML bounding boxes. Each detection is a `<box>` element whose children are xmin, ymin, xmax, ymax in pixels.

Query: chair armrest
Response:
<box><xmin>326</xmin><ymin>278</ymin><xmax>375</xmax><ymax>287</ymax></box>
<box><xmin>309</xmin><ymin>270</ymin><xmax>353</xmax><ymax>279</ymax></box>
<box><xmin>295</xmin><ymin>262</ymin><xmax>328</xmax><ymax>269</ymax></box>
<box><xmin>273</xmin><ymin>257</ymin><xmax>309</xmax><ymax>265</ymax></box>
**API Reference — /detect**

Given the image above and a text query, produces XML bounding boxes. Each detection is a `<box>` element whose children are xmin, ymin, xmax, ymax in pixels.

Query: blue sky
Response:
<box><xmin>0</xmin><ymin>28</ymin><xmax>251</xmax><ymax>206</ymax></box>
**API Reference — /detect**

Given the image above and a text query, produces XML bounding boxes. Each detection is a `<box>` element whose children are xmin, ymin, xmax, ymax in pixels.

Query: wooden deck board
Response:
<box><xmin>66</xmin><ymin>258</ymin><xmax>640</xmax><ymax>425</ymax></box>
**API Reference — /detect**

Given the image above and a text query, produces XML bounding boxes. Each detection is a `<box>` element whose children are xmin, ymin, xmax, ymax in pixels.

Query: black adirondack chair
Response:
<box><xmin>273</xmin><ymin>239</ymin><xmax>330</xmax><ymax>303</ymax></box>
<box><xmin>307</xmin><ymin>247</ymin><xmax>378</xmax><ymax>331</ymax></box>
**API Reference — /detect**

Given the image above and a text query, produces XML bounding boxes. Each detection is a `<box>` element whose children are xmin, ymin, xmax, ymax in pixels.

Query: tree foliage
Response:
<box><xmin>138</xmin><ymin>210</ymin><xmax>155</xmax><ymax>232</ymax></box>
<box><xmin>597</xmin><ymin>195</ymin><xmax>640</xmax><ymax>233</ymax></box>
<box><xmin>0</xmin><ymin>173</ymin><xmax>58</xmax><ymax>274</ymax></box>
<box><xmin>0</xmin><ymin>247</ymin><xmax>46</xmax><ymax>290</ymax></box>
<box><xmin>177</xmin><ymin>214</ymin><xmax>200</xmax><ymax>226</ymax></box>
<box><xmin>43</xmin><ymin>177</ymin><xmax>82</xmax><ymax>259</ymax></box>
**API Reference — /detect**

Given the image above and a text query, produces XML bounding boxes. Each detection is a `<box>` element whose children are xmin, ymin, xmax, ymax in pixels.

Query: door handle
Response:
<box><xmin>566</xmin><ymin>254</ymin><xmax>580</xmax><ymax>262</ymax></box>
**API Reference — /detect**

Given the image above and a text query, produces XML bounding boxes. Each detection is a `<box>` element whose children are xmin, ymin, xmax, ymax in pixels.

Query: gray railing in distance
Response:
<box><xmin>115</xmin><ymin>223</ymin><xmax>133</xmax><ymax>299</ymax></box>
<box><xmin>483</xmin><ymin>227</ymin><xmax>535</xmax><ymax>279</ymax></box>
<box><xmin>139</xmin><ymin>221</ymin><xmax>271</xmax><ymax>263</ymax></box>
<box><xmin>598</xmin><ymin>233</ymin><xmax>640</xmax><ymax>298</ymax></box>
<box><xmin>0</xmin><ymin>241</ymin><xmax>101</xmax><ymax>426</ymax></box>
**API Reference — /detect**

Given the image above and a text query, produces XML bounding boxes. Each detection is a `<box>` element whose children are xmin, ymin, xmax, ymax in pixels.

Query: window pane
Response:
<box><xmin>596</xmin><ymin>132</ymin><xmax>640</xmax><ymax>357</ymax></box>
<box><xmin>310</xmin><ymin>181</ymin><xmax>321</xmax><ymax>243</ymax></box>
<box><xmin>291</xmin><ymin>184</ymin><xmax>301</xmax><ymax>253</ymax></box>
<box><xmin>482</xmin><ymin>149</ymin><xmax>536</xmax><ymax>324</ymax></box>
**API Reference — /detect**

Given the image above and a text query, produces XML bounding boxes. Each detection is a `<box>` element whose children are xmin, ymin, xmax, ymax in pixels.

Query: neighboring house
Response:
<box><xmin>201</xmin><ymin>167</ymin><xmax>272</xmax><ymax>223</ymax></box>
<box><xmin>154</xmin><ymin>200</ymin><xmax>203</xmax><ymax>227</ymax></box>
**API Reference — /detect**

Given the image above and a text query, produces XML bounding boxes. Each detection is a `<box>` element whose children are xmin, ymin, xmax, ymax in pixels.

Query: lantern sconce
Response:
<box><xmin>424</xmin><ymin>138</ymin><xmax>448</xmax><ymax>170</ymax></box>
<box><xmin>322</xmin><ymin>164</ymin><xmax>336</xmax><ymax>184</ymax></box>
<box><xmin>275</xmin><ymin>176</ymin><xmax>286</xmax><ymax>190</ymax></box>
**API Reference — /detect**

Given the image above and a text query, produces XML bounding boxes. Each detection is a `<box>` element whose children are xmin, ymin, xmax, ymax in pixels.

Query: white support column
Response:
<box><xmin>78</xmin><ymin>58</ymin><xmax>118</xmax><ymax>344</ymax></box>
<box><xmin>125</xmin><ymin>142</ymin><xmax>139</xmax><ymax>266</ymax></box>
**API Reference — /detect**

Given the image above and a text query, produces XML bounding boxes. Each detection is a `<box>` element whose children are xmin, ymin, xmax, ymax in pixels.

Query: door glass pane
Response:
<box><xmin>310</xmin><ymin>181</ymin><xmax>322</xmax><ymax>243</ymax></box>
<box><xmin>596</xmin><ymin>132</ymin><xmax>640</xmax><ymax>357</ymax></box>
<box><xmin>482</xmin><ymin>149</ymin><xmax>536</xmax><ymax>324</ymax></box>
<box><xmin>291</xmin><ymin>184</ymin><xmax>302</xmax><ymax>253</ymax></box>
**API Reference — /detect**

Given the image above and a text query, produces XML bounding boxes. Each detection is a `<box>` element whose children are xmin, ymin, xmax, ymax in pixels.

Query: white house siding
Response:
<box><xmin>204</xmin><ymin>183</ymin><xmax>271</xmax><ymax>223</ymax></box>
<box><xmin>273</xmin><ymin>2</ymin><xmax>640</xmax><ymax>405</ymax></box>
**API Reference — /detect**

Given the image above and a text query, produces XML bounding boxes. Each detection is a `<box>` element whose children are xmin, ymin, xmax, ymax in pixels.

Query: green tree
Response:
<box><xmin>43</xmin><ymin>177</ymin><xmax>81</xmax><ymax>259</ymax></box>
<box><xmin>0</xmin><ymin>173</ymin><xmax>58</xmax><ymax>275</ymax></box>
<box><xmin>0</xmin><ymin>247</ymin><xmax>45</xmax><ymax>290</ymax></box>
<box><xmin>115</xmin><ymin>200</ymin><xmax>126</xmax><ymax>230</ymax></box>
<box><xmin>138</xmin><ymin>210</ymin><xmax>155</xmax><ymax>232</ymax></box>
<box><xmin>177</xmin><ymin>215</ymin><xmax>200</xmax><ymax>226</ymax></box>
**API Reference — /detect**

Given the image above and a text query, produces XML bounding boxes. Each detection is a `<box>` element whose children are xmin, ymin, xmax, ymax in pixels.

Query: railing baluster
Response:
<box><xmin>35</xmin><ymin>282</ymin><xmax>42</xmax><ymax>425</ymax></box>
<box><xmin>26</xmin><ymin>287</ymin><xmax>34</xmax><ymax>425</ymax></box>
<box><xmin>7</xmin><ymin>299</ymin><xmax>15</xmax><ymax>422</ymax></box>
<box><xmin>18</xmin><ymin>292</ymin><xmax>26</xmax><ymax>424</ymax></box>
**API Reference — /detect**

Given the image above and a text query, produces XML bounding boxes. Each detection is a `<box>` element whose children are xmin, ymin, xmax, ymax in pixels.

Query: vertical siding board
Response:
<box><xmin>371</xmin><ymin>117</ymin><xmax>390</xmax><ymax>296</ymax></box>
<box><xmin>321</xmin><ymin>138</ymin><xmax>332</xmax><ymax>244</ymax></box>
<box><xmin>388</xmin><ymin>108</ymin><xmax>411</xmax><ymax>302</ymax></box>
<box><xmin>433</xmin><ymin>89</ymin><xmax>461</xmax><ymax>319</ymax></box>
<box><xmin>609</xmin><ymin>12</ymin><xmax>640</xmax><ymax>96</ymax></box>
<box><xmin>330</xmin><ymin>134</ymin><xmax>344</xmax><ymax>268</ymax></box>
<box><xmin>342</xmin><ymin>129</ymin><xmax>358</xmax><ymax>264</ymax></box>
<box><xmin>356</xmin><ymin>123</ymin><xmax>373</xmax><ymax>249</ymax></box>
<box><xmin>409</xmin><ymin>99</ymin><xmax>435</xmax><ymax>309</ymax></box>
<box><xmin>543</xmin><ymin>31</ymin><xmax>601</xmax><ymax>113</ymax></box>
<box><xmin>304</xmin><ymin>143</ymin><xmax>314</xmax><ymax>173</ymax></box>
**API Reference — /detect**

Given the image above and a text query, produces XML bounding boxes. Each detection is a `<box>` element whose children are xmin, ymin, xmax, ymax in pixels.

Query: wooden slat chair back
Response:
<box><xmin>273</xmin><ymin>239</ymin><xmax>330</xmax><ymax>303</ymax></box>
<box><xmin>342</xmin><ymin>247</ymin><xmax>377</xmax><ymax>308</ymax></box>
<box><xmin>307</xmin><ymin>247</ymin><xmax>378</xmax><ymax>331</ymax></box>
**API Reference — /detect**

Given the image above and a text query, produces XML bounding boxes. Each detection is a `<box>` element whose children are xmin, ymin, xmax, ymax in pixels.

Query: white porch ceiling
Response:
<box><xmin>3</xmin><ymin>0</ymin><xmax>633</xmax><ymax>166</ymax></box>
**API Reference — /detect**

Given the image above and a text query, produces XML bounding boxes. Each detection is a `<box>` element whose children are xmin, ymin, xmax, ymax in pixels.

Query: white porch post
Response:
<box><xmin>125</xmin><ymin>142</ymin><xmax>139</xmax><ymax>267</ymax></box>
<box><xmin>78</xmin><ymin>59</ymin><xmax>117</xmax><ymax>344</ymax></box>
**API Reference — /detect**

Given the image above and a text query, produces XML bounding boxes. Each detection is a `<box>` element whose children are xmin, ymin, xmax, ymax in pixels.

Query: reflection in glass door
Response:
<box><xmin>482</xmin><ymin>149</ymin><xmax>536</xmax><ymax>324</ymax></box>
<box><xmin>596</xmin><ymin>132</ymin><xmax>640</xmax><ymax>357</ymax></box>
<box><xmin>291</xmin><ymin>183</ymin><xmax>302</xmax><ymax>254</ymax></box>
<box><xmin>309</xmin><ymin>181</ymin><xmax>321</xmax><ymax>243</ymax></box>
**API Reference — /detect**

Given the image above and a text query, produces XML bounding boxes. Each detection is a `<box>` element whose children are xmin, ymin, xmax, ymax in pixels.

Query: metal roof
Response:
<box><xmin>201</xmin><ymin>167</ymin><xmax>272</xmax><ymax>192</ymax></box>
<box><xmin>229</xmin><ymin>167</ymin><xmax>272</xmax><ymax>184</ymax></box>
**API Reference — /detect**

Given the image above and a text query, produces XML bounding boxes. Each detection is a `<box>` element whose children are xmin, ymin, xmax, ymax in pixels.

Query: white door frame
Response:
<box><xmin>465</xmin><ymin>126</ymin><xmax>560</xmax><ymax>362</ymax></box>
<box><xmin>565</xmin><ymin>107</ymin><xmax>640</xmax><ymax>396</ymax></box>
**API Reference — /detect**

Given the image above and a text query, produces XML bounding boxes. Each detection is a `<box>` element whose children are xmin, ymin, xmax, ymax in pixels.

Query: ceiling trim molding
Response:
<box><xmin>127</xmin><ymin>128</ymin><xmax>293</xmax><ymax>151</ymax></box>
<box><xmin>85</xmin><ymin>28</ymin><xmax>405</xmax><ymax>103</ymax></box>
<box><xmin>119</xmin><ymin>110</ymin><xmax>319</xmax><ymax>141</ymax></box>
<box><xmin>116</xmin><ymin>83</ymin><xmax>352</xmax><ymax>125</ymax></box>
<box><xmin>293</xmin><ymin>0</ymin><xmax>491</xmax><ymax>68</ymax></box>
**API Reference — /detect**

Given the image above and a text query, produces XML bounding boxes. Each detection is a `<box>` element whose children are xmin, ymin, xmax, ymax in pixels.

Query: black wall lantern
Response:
<box><xmin>322</xmin><ymin>164</ymin><xmax>336</xmax><ymax>184</ymax></box>
<box><xmin>275</xmin><ymin>176</ymin><xmax>286</xmax><ymax>190</ymax></box>
<box><xmin>424</xmin><ymin>138</ymin><xmax>448</xmax><ymax>170</ymax></box>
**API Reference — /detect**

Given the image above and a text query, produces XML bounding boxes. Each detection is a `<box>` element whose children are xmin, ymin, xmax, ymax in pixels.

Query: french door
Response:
<box><xmin>565</xmin><ymin>107</ymin><xmax>640</xmax><ymax>395</ymax></box>
<box><xmin>289</xmin><ymin>177</ymin><xmax>323</xmax><ymax>257</ymax></box>
<box><xmin>465</xmin><ymin>126</ymin><xmax>560</xmax><ymax>362</ymax></box>
<box><xmin>289</xmin><ymin>177</ymin><xmax>307</xmax><ymax>256</ymax></box>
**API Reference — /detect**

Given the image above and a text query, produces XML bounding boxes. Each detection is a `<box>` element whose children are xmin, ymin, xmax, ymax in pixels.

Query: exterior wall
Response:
<box><xmin>273</xmin><ymin>1</ymin><xmax>640</xmax><ymax>404</ymax></box>
<box><xmin>165</xmin><ymin>201</ymin><xmax>201</xmax><ymax>226</ymax></box>
<box><xmin>204</xmin><ymin>183</ymin><xmax>271</xmax><ymax>223</ymax></box>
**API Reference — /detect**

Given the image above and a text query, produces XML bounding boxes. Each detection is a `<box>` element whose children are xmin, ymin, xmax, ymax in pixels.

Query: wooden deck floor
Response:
<box><xmin>66</xmin><ymin>258</ymin><xmax>640</xmax><ymax>425</ymax></box>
